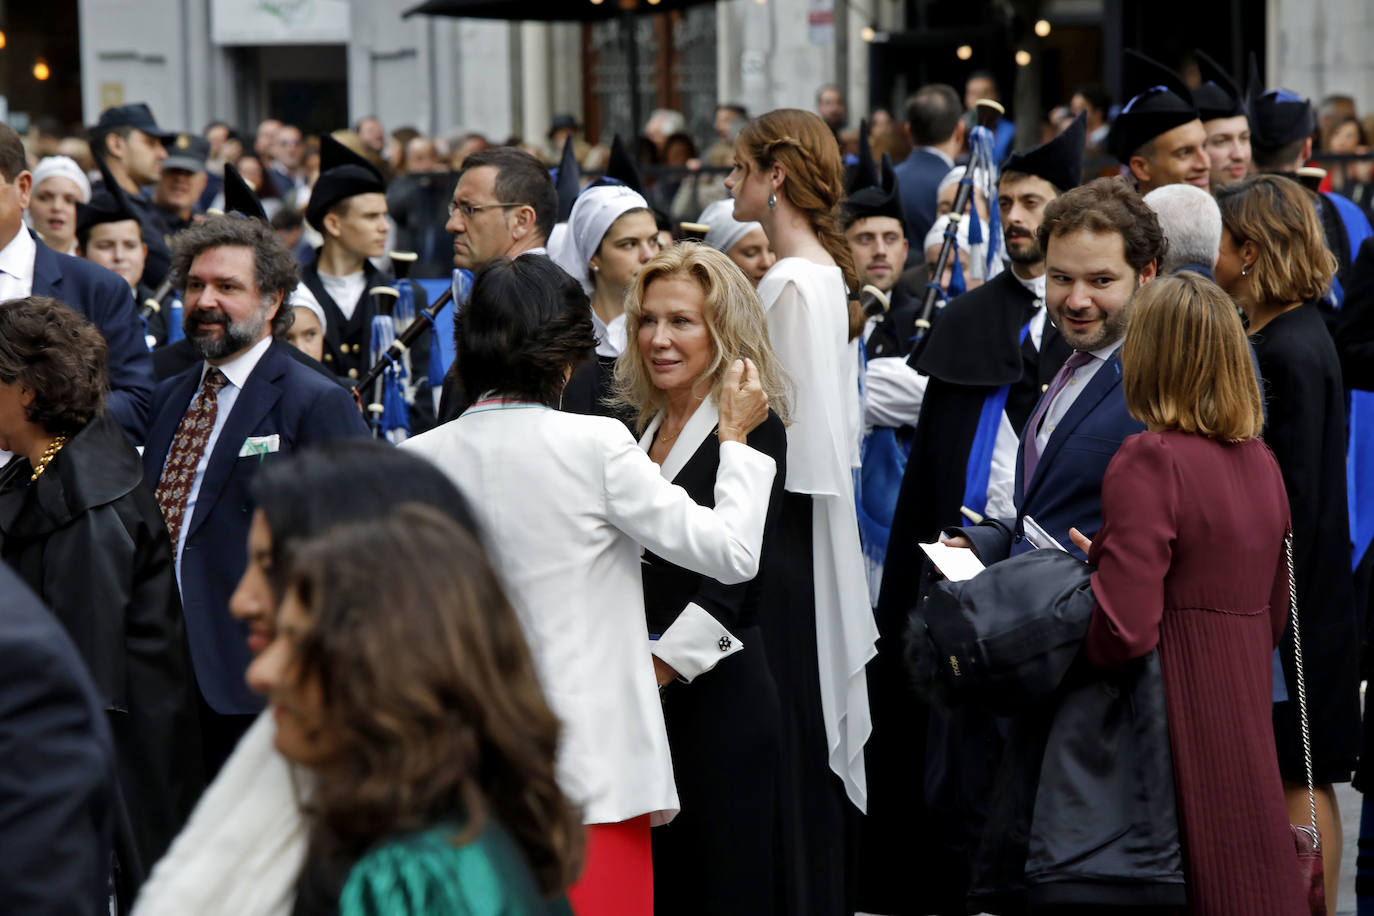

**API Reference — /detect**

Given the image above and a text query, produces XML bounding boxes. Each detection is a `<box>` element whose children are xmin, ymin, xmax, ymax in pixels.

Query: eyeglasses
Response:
<box><xmin>448</xmin><ymin>200</ymin><xmax>524</xmax><ymax>218</ymax></box>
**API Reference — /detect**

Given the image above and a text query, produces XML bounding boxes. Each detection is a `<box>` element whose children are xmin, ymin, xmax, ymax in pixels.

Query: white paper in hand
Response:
<box><xmin>920</xmin><ymin>541</ymin><xmax>985</xmax><ymax>582</ymax></box>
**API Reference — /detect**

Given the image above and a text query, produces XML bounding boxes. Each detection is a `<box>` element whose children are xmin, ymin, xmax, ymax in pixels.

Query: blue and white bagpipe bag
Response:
<box><xmin>854</xmin><ymin>123</ymin><xmax>1003</xmax><ymax>603</ymax></box>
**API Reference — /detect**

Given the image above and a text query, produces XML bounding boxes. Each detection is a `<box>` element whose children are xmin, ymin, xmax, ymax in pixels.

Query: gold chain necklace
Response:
<box><xmin>30</xmin><ymin>436</ymin><xmax>68</xmax><ymax>482</ymax></box>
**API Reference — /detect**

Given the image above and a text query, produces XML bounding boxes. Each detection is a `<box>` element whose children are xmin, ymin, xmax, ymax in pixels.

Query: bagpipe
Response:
<box><xmin>355</xmin><ymin>251</ymin><xmax>471</xmax><ymax>441</ymax></box>
<box><xmin>914</xmin><ymin>98</ymin><xmax>1006</xmax><ymax>350</ymax></box>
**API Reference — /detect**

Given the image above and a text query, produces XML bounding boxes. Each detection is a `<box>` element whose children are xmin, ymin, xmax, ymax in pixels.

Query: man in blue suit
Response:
<box><xmin>918</xmin><ymin>179</ymin><xmax>1164</xmax><ymax>909</ymax></box>
<box><xmin>893</xmin><ymin>83</ymin><xmax>965</xmax><ymax>259</ymax></box>
<box><xmin>948</xmin><ymin>177</ymin><xmax>1165</xmax><ymax>561</ymax></box>
<box><xmin>0</xmin><ymin>123</ymin><xmax>154</xmax><ymax>442</ymax></box>
<box><xmin>0</xmin><ymin>562</ymin><xmax>117</xmax><ymax>916</ymax></box>
<box><xmin>144</xmin><ymin>214</ymin><xmax>369</xmax><ymax>774</ymax></box>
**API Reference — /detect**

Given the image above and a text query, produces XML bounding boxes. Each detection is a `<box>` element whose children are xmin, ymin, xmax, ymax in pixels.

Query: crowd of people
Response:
<box><xmin>2</xmin><ymin>42</ymin><xmax>1374</xmax><ymax>916</ymax></box>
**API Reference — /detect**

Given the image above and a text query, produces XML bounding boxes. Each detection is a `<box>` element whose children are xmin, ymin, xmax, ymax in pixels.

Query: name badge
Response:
<box><xmin>238</xmin><ymin>434</ymin><xmax>280</xmax><ymax>458</ymax></box>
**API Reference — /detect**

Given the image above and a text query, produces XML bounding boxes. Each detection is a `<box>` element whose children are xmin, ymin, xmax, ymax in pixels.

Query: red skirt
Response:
<box><xmin>567</xmin><ymin>814</ymin><xmax>653</xmax><ymax>916</ymax></box>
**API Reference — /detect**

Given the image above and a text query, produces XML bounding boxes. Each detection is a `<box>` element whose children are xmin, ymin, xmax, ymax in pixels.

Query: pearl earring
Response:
<box><xmin>1241</xmin><ymin>263</ymin><xmax>1250</xmax><ymax>277</ymax></box>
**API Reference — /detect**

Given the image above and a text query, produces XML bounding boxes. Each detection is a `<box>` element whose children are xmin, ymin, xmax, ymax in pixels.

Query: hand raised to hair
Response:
<box><xmin>717</xmin><ymin>358</ymin><xmax>768</xmax><ymax>443</ymax></box>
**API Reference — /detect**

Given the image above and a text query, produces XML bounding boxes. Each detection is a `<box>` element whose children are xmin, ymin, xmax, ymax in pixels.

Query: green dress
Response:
<box><xmin>339</xmin><ymin>820</ymin><xmax>574</xmax><ymax>916</ymax></box>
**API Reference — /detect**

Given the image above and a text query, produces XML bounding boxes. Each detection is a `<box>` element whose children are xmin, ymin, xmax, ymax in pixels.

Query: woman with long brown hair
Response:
<box><xmin>725</xmin><ymin>108</ymin><xmax>877</xmax><ymax>914</ymax></box>
<box><xmin>246</xmin><ymin>504</ymin><xmax>583</xmax><ymax>914</ymax></box>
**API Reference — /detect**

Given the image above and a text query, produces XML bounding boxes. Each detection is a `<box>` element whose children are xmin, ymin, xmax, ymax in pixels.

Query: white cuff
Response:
<box><xmin>651</xmin><ymin>602</ymin><xmax>743</xmax><ymax>683</ymax></box>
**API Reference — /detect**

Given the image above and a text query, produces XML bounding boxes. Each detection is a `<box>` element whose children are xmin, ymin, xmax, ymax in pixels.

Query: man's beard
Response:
<box><xmin>185</xmin><ymin>307</ymin><xmax>269</xmax><ymax>360</ymax></box>
<box><xmin>1004</xmin><ymin>230</ymin><xmax>1043</xmax><ymax>266</ymax></box>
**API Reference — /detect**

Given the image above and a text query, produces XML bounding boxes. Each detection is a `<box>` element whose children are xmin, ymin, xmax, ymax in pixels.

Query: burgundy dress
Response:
<box><xmin>1084</xmin><ymin>431</ymin><xmax>1304</xmax><ymax>916</ymax></box>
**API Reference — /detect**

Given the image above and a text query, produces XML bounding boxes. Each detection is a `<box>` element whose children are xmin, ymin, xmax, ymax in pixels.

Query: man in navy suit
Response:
<box><xmin>948</xmin><ymin>177</ymin><xmax>1165</xmax><ymax>561</ymax></box>
<box><xmin>144</xmin><ymin>214</ymin><xmax>369</xmax><ymax>774</ymax></box>
<box><xmin>0</xmin><ymin>123</ymin><xmax>154</xmax><ymax>442</ymax></box>
<box><xmin>914</xmin><ymin>179</ymin><xmax>1165</xmax><ymax>910</ymax></box>
<box><xmin>0</xmin><ymin>562</ymin><xmax>117</xmax><ymax>916</ymax></box>
<box><xmin>893</xmin><ymin>83</ymin><xmax>965</xmax><ymax>259</ymax></box>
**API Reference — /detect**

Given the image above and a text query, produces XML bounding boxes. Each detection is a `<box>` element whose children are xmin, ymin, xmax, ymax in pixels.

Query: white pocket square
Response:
<box><xmin>238</xmin><ymin>434</ymin><xmax>280</xmax><ymax>457</ymax></box>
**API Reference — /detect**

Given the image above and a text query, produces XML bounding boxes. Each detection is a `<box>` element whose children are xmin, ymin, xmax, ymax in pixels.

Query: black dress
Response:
<box><xmin>0</xmin><ymin>410</ymin><xmax>204</xmax><ymax>872</ymax></box>
<box><xmin>1251</xmin><ymin>303</ymin><xmax>1362</xmax><ymax>784</ymax></box>
<box><xmin>640</xmin><ymin>409</ymin><xmax>787</xmax><ymax>916</ymax></box>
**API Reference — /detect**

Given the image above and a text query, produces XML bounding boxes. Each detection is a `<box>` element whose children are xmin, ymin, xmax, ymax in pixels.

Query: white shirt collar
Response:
<box><xmin>0</xmin><ymin>226</ymin><xmax>37</xmax><ymax>284</ymax></box>
<box><xmin>516</xmin><ymin>246</ymin><xmax>547</xmax><ymax>258</ymax></box>
<box><xmin>1006</xmin><ymin>265</ymin><xmax>1046</xmax><ymax>303</ymax></box>
<box><xmin>591</xmin><ymin>310</ymin><xmax>627</xmax><ymax>358</ymax></box>
<box><xmin>202</xmin><ymin>335</ymin><xmax>273</xmax><ymax>390</ymax></box>
<box><xmin>919</xmin><ymin>146</ymin><xmax>955</xmax><ymax>169</ymax></box>
<box><xmin>1086</xmin><ymin>337</ymin><xmax>1124</xmax><ymax>363</ymax></box>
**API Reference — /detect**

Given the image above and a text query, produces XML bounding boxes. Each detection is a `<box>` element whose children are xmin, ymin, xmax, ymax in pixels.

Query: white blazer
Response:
<box><xmin>402</xmin><ymin>402</ymin><xmax>777</xmax><ymax>826</ymax></box>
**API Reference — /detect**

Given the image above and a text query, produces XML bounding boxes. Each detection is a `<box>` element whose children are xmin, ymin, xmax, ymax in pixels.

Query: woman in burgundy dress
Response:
<box><xmin>1075</xmin><ymin>273</ymin><xmax>1305</xmax><ymax>915</ymax></box>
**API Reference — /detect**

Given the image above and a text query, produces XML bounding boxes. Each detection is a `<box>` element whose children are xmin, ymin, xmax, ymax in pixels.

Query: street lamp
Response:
<box><xmin>1034</xmin><ymin>19</ymin><xmax>1051</xmax><ymax>37</ymax></box>
<box><xmin>1014</xmin><ymin>49</ymin><xmax>1031</xmax><ymax>67</ymax></box>
<box><xmin>956</xmin><ymin>44</ymin><xmax>973</xmax><ymax>60</ymax></box>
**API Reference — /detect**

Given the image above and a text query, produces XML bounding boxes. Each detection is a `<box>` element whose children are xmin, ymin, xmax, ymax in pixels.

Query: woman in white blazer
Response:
<box><xmin>401</xmin><ymin>255</ymin><xmax>776</xmax><ymax>916</ymax></box>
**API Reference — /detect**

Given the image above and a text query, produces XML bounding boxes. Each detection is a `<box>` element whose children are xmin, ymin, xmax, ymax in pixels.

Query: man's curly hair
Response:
<box><xmin>0</xmin><ymin>297</ymin><xmax>108</xmax><ymax>436</ymax></box>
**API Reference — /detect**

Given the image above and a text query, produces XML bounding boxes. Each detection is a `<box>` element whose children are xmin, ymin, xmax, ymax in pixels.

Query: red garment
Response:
<box><xmin>1084</xmin><ymin>431</ymin><xmax>1306</xmax><ymax>915</ymax></box>
<box><xmin>567</xmin><ymin>814</ymin><xmax>653</xmax><ymax>916</ymax></box>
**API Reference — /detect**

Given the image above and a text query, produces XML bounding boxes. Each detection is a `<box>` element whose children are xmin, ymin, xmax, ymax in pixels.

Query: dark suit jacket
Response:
<box><xmin>959</xmin><ymin>349</ymin><xmax>1144</xmax><ymax>564</ymax></box>
<box><xmin>142</xmin><ymin>340</ymin><xmax>371</xmax><ymax>714</ymax></box>
<box><xmin>894</xmin><ymin>148</ymin><xmax>953</xmax><ymax>262</ymax></box>
<box><xmin>32</xmin><ymin>236</ymin><xmax>156</xmax><ymax>443</ymax></box>
<box><xmin>0</xmin><ymin>562</ymin><xmax>116</xmax><ymax>916</ymax></box>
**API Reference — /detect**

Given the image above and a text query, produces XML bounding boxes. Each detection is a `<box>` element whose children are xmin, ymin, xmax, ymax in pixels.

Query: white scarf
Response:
<box><xmin>132</xmin><ymin>712</ymin><xmax>309</xmax><ymax>916</ymax></box>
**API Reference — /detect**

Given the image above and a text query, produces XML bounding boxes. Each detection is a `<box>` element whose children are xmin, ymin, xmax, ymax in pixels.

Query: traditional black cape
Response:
<box><xmin>858</xmin><ymin>267</ymin><xmax>1070</xmax><ymax>914</ymax></box>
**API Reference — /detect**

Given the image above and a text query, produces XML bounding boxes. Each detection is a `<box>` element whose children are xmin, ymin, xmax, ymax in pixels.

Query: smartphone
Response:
<box><xmin>1021</xmin><ymin>515</ymin><xmax>1067</xmax><ymax>552</ymax></box>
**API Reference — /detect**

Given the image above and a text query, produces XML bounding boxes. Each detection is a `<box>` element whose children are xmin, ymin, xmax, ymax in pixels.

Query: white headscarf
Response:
<box><xmin>31</xmin><ymin>155</ymin><xmax>92</xmax><ymax>202</ymax></box>
<box><xmin>553</xmin><ymin>184</ymin><xmax>651</xmax><ymax>296</ymax></box>
<box><xmin>288</xmin><ymin>286</ymin><xmax>328</xmax><ymax>332</ymax></box>
<box><xmin>697</xmin><ymin>198</ymin><xmax>760</xmax><ymax>255</ymax></box>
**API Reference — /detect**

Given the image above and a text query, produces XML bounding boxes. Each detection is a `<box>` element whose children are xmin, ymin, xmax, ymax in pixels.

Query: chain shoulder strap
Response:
<box><xmin>1287</xmin><ymin>529</ymin><xmax>1319</xmax><ymax>839</ymax></box>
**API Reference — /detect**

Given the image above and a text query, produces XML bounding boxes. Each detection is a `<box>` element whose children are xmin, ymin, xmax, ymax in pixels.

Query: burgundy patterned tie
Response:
<box><xmin>156</xmin><ymin>368</ymin><xmax>229</xmax><ymax>548</ymax></box>
<box><xmin>1021</xmin><ymin>350</ymin><xmax>1095</xmax><ymax>484</ymax></box>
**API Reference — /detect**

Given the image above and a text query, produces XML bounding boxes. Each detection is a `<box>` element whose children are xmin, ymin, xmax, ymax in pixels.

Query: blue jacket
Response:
<box><xmin>32</xmin><ymin>235</ymin><xmax>155</xmax><ymax>443</ymax></box>
<box><xmin>957</xmin><ymin>349</ymin><xmax>1144</xmax><ymax>563</ymax></box>
<box><xmin>894</xmin><ymin>148</ymin><xmax>953</xmax><ymax>258</ymax></box>
<box><xmin>0</xmin><ymin>562</ymin><xmax>116</xmax><ymax>916</ymax></box>
<box><xmin>142</xmin><ymin>340</ymin><xmax>371</xmax><ymax>713</ymax></box>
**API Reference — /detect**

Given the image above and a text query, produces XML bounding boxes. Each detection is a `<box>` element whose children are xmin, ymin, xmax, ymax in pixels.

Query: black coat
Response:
<box><xmin>858</xmin><ymin>269</ymin><xmax>1069</xmax><ymax>914</ymax></box>
<box><xmin>642</xmin><ymin>411</ymin><xmax>787</xmax><ymax>915</ymax></box>
<box><xmin>909</xmin><ymin>550</ymin><xmax>1185</xmax><ymax>912</ymax></box>
<box><xmin>0</xmin><ymin>561</ymin><xmax>117</xmax><ymax>916</ymax></box>
<box><xmin>1252</xmin><ymin>304</ymin><xmax>1362</xmax><ymax>783</ymax></box>
<box><xmin>0</xmin><ymin>410</ymin><xmax>203</xmax><ymax>870</ymax></box>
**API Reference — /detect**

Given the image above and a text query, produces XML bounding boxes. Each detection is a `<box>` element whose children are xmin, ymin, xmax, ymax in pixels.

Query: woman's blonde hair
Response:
<box><xmin>734</xmin><ymin>108</ymin><xmax>858</xmax><ymax>293</ymax></box>
<box><xmin>1214</xmin><ymin>173</ymin><xmax>1336</xmax><ymax>308</ymax></box>
<box><xmin>612</xmin><ymin>242</ymin><xmax>791</xmax><ymax>433</ymax></box>
<box><xmin>1121</xmin><ymin>272</ymin><xmax>1264</xmax><ymax>442</ymax></box>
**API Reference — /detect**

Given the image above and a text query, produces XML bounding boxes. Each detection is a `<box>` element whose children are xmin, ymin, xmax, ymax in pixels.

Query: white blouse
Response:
<box><xmin>757</xmin><ymin>257</ymin><xmax>879</xmax><ymax>812</ymax></box>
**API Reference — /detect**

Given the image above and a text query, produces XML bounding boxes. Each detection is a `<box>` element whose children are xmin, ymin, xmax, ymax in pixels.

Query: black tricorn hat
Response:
<box><xmin>841</xmin><ymin>152</ymin><xmax>904</xmax><ymax>232</ymax></box>
<box><xmin>306</xmin><ymin>134</ymin><xmax>386</xmax><ymax>231</ymax></box>
<box><xmin>602</xmin><ymin>134</ymin><xmax>645</xmax><ymax>195</ymax></box>
<box><xmin>555</xmin><ymin>135</ymin><xmax>581</xmax><ymax>222</ymax></box>
<box><xmin>846</xmin><ymin>119</ymin><xmax>881</xmax><ymax>196</ymax></box>
<box><xmin>77</xmin><ymin>150</ymin><xmax>141</xmax><ymax>240</ymax></box>
<box><xmin>1193</xmin><ymin>49</ymin><xmax>1246</xmax><ymax>122</ymax></box>
<box><xmin>1001</xmin><ymin>111</ymin><xmax>1087</xmax><ymax>194</ymax></box>
<box><xmin>1246</xmin><ymin>53</ymin><xmax>1317</xmax><ymax>151</ymax></box>
<box><xmin>1107</xmin><ymin>49</ymin><xmax>1200</xmax><ymax>163</ymax></box>
<box><xmin>223</xmin><ymin>162</ymin><xmax>268</xmax><ymax>222</ymax></box>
